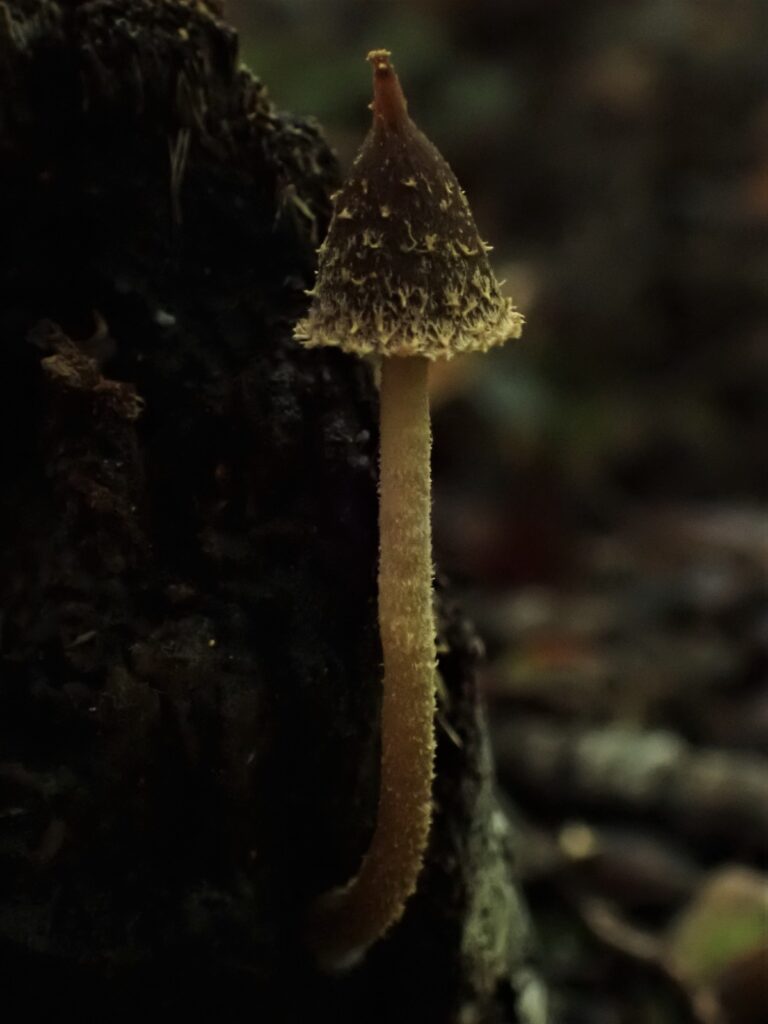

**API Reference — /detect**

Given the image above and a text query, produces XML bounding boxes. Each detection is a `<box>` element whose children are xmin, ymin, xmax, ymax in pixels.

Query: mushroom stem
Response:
<box><xmin>378</xmin><ymin>353</ymin><xmax>437</xmax><ymax>900</ymax></box>
<box><xmin>309</xmin><ymin>355</ymin><xmax>436</xmax><ymax>964</ymax></box>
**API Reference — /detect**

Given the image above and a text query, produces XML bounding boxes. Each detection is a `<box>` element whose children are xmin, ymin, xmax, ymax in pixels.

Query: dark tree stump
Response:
<box><xmin>0</xmin><ymin>2</ymin><xmax>540</xmax><ymax>1020</ymax></box>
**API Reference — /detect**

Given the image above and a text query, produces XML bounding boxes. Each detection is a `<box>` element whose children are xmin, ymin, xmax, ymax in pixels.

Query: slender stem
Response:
<box><xmin>308</xmin><ymin>356</ymin><xmax>437</xmax><ymax>966</ymax></box>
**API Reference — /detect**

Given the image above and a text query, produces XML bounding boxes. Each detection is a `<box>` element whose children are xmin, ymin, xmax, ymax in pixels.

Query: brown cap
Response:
<box><xmin>295</xmin><ymin>50</ymin><xmax>523</xmax><ymax>360</ymax></box>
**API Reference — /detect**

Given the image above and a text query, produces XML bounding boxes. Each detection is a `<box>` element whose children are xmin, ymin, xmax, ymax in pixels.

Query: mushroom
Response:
<box><xmin>295</xmin><ymin>49</ymin><xmax>523</xmax><ymax>966</ymax></box>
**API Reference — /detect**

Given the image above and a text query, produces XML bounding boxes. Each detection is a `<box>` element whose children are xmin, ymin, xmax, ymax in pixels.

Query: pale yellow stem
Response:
<box><xmin>308</xmin><ymin>355</ymin><xmax>437</xmax><ymax>966</ymax></box>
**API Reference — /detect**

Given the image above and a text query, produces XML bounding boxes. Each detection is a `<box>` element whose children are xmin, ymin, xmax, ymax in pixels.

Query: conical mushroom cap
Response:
<box><xmin>295</xmin><ymin>51</ymin><xmax>523</xmax><ymax>360</ymax></box>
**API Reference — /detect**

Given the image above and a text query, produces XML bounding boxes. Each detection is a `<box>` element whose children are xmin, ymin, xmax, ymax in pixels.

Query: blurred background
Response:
<box><xmin>231</xmin><ymin>3</ymin><xmax>767</xmax><ymax>1022</ymax></box>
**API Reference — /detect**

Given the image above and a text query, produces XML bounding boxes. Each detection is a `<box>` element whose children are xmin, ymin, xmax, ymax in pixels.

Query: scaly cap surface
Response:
<box><xmin>295</xmin><ymin>50</ymin><xmax>523</xmax><ymax>360</ymax></box>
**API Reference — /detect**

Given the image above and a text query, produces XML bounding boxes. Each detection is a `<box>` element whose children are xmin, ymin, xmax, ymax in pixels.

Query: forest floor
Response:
<box><xmin>464</xmin><ymin>504</ymin><xmax>768</xmax><ymax>1024</ymax></box>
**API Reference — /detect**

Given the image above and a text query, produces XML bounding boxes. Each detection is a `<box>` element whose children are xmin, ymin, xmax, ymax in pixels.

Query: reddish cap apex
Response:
<box><xmin>367</xmin><ymin>49</ymin><xmax>408</xmax><ymax>130</ymax></box>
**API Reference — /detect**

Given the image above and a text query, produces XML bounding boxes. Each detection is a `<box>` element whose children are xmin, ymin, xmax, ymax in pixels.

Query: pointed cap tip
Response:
<box><xmin>366</xmin><ymin>48</ymin><xmax>392</xmax><ymax>68</ymax></box>
<box><xmin>367</xmin><ymin>48</ymin><xmax>408</xmax><ymax>129</ymax></box>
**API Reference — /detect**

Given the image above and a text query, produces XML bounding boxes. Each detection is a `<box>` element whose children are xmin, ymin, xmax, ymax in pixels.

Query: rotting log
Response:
<box><xmin>0</xmin><ymin>2</ymin><xmax>541</xmax><ymax>1021</ymax></box>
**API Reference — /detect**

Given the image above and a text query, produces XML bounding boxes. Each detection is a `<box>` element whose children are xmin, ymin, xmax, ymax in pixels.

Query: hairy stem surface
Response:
<box><xmin>309</xmin><ymin>355</ymin><xmax>437</xmax><ymax>966</ymax></box>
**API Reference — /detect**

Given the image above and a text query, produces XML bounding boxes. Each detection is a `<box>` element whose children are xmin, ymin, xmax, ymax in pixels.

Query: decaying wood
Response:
<box><xmin>0</xmin><ymin>2</ymin><xmax>540</xmax><ymax>1021</ymax></box>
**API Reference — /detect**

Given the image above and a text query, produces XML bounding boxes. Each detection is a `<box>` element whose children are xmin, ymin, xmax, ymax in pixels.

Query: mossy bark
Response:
<box><xmin>0</xmin><ymin>2</ymin><xmax>541</xmax><ymax>1021</ymax></box>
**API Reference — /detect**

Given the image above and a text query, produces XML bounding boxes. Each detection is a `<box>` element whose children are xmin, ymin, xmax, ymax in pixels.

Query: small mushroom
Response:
<box><xmin>295</xmin><ymin>49</ymin><xmax>523</xmax><ymax>967</ymax></box>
